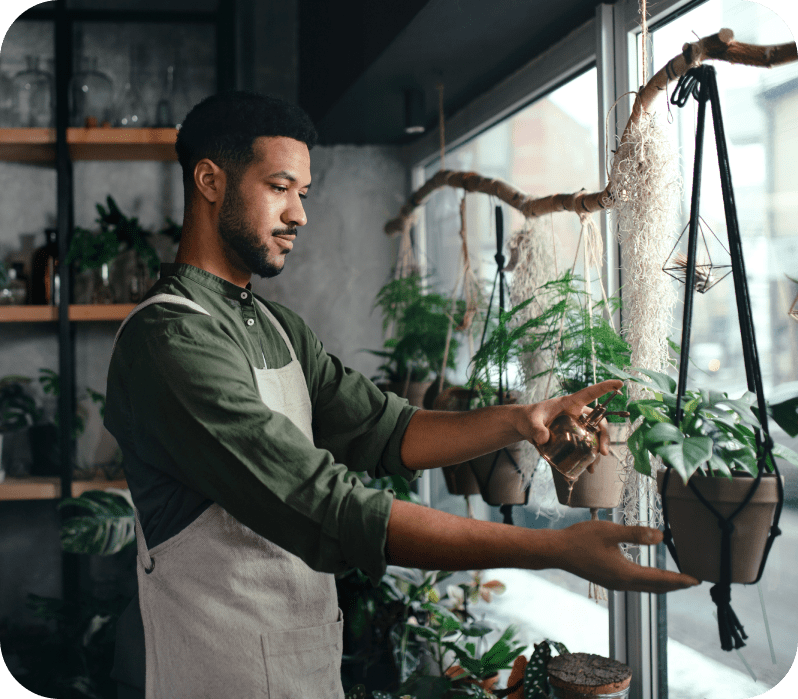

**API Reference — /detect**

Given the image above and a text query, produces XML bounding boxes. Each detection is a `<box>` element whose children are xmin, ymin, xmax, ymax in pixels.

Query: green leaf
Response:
<box><xmin>718</xmin><ymin>397</ymin><xmax>761</xmax><ymax>427</ymax></box>
<box><xmin>626</xmin><ymin>425</ymin><xmax>652</xmax><ymax>477</ymax></box>
<box><xmin>771</xmin><ymin>441</ymin><xmax>798</xmax><ymax>467</ymax></box>
<box><xmin>631</xmin><ymin>367</ymin><xmax>677</xmax><ymax>393</ymax></box>
<box><xmin>682</xmin><ymin>436</ymin><xmax>713</xmax><ymax>471</ymax></box>
<box><xmin>460</xmin><ymin>621</ymin><xmax>493</xmax><ymax>637</ymax></box>
<box><xmin>769</xmin><ymin>395</ymin><xmax>798</xmax><ymax>437</ymax></box>
<box><xmin>57</xmin><ymin>491</ymin><xmax>135</xmax><ymax>555</ymax></box>
<box><xmin>708</xmin><ymin>453</ymin><xmax>733</xmax><ymax>479</ymax></box>
<box><xmin>643</xmin><ymin>422</ymin><xmax>684</xmax><ymax>445</ymax></box>
<box><xmin>653</xmin><ymin>443</ymin><xmax>688</xmax><ymax>482</ymax></box>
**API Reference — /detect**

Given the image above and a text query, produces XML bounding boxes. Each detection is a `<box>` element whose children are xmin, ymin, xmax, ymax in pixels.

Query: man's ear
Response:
<box><xmin>193</xmin><ymin>159</ymin><xmax>226</xmax><ymax>204</ymax></box>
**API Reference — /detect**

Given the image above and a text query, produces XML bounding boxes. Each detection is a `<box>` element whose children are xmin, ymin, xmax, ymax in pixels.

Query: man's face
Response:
<box><xmin>217</xmin><ymin>136</ymin><xmax>311</xmax><ymax>279</ymax></box>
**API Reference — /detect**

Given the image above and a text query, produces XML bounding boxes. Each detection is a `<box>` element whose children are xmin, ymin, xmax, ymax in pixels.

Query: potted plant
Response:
<box><xmin>0</xmin><ymin>375</ymin><xmax>41</xmax><ymax>480</ymax></box>
<box><xmin>368</xmin><ymin>273</ymin><xmax>465</xmax><ymax>408</ymax></box>
<box><xmin>68</xmin><ymin>195</ymin><xmax>161</xmax><ymax>304</ymax></box>
<box><xmin>605</xmin><ymin>364</ymin><xmax>798</xmax><ymax>583</ymax></box>
<box><xmin>531</xmin><ymin>281</ymin><xmax>632</xmax><ymax>509</ymax></box>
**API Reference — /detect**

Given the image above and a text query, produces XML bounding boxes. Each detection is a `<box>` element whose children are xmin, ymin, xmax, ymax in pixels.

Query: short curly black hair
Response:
<box><xmin>175</xmin><ymin>91</ymin><xmax>318</xmax><ymax>197</ymax></box>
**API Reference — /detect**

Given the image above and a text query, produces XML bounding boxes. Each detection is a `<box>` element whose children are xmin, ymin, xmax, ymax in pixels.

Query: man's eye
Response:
<box><xmin>271</xmin><ymin>185</ymin><xmax>287</xmax><ymax>193</ymax></box>
<box><xmin>299</xmin><ymin>192</ymin><xmax>308</xmax><ymax>200</ymax></box>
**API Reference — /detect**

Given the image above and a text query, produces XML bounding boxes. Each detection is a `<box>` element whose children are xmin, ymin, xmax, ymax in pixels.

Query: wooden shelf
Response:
<box><xmin>0</xmin><ymin>127</ymin><xmax>178</xmax><ymax>162</ymax></box>
<box><xmin>67</xmin><ymin>128</ymin><xmax>178</xmax><ymax>160</ymax></box>
<box><xmin>0</xmin><ymin>476</ymin><xmax>128</xmax><ymax>501</ymax></box>
<box><xmin>0</xmin><ymin>477</ymin><xmax>60</xmax><ymax>501</ymax></box>
<box><xmin>0</xmin><ymin>304</ymin><xmax>136</xmax><ymax>323</ymax></box>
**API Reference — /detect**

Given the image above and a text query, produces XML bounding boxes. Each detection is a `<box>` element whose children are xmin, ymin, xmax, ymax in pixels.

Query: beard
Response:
<box><xmin>217</xmin><ymin>180</ymin><xmax>294</xmax><ymax>279</ymax></box>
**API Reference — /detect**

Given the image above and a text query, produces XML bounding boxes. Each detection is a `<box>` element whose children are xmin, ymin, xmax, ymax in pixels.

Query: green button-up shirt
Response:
<box><xmin>105</xmin><ymin>262</ymin><xmax>419</xmax><ymax>586</ymax></box>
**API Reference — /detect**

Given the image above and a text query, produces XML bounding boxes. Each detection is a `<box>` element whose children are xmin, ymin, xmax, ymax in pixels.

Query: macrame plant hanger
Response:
<box><xmin>665</xmin><ymin>65</ymin><xmax>784</xmax><ymax>652</ymax></box>
<box><xmin>468</xmin><ymin>205</ymin><xmax>529</xmax><ymax>524</ymax></box>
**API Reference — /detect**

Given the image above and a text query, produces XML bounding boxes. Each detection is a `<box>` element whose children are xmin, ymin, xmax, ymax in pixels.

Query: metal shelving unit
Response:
<box><xmin>2</xmin><ymin>0</ymin><xmax>235</xmax><ymax>602</ymax></box>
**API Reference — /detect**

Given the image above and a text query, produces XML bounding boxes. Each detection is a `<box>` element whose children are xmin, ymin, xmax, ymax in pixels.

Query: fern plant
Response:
<box><xmin>469</xmin><ymin>271</ymin><xmax>630</xmax><ymax>415</ymax></box>
<box><xmin>369</xmin><ymin>273</ymin><xmax>466</xmax><ymax>383</ymax></box>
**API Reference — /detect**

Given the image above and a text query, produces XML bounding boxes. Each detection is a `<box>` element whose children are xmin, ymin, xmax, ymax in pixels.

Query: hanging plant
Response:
<box><xmin>368</xmin><ymin>273</ymin><xmax>466</xmax><ymax>386</ymax></box>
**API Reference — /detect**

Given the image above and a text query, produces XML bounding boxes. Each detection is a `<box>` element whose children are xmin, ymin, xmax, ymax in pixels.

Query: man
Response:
<box><xmin>105</xmin><ymin>91</ymin><xmax>697</xmax><ymax>699</ymax></box>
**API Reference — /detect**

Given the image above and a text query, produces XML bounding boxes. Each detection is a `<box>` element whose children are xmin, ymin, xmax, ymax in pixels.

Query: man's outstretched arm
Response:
<box><xmin>390</xmin><ymin>378</ymin><xmax>699</xmax><ymax>593</ymax></box>
<box><xmin>385</xmin><ymin>499</ymin><xmax>699</xmax><ymax>593</ymax></box>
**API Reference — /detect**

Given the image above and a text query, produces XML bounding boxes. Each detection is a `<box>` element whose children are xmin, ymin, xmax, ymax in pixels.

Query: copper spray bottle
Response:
<box><xmin>532</xmin><ymin>389</ymin><xmax>629</xmax><ymax>483</ymax></box>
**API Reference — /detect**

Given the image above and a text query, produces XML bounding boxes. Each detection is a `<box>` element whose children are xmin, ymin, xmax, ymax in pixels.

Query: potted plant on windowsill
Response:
<box><xmin>605</xmin><ymin>364</ymin><xmax>798</xmax><ymax>584</ymax></box>
<box><xmin>368</xmin><ymin>273</ymin><xmax>465</xmax><ymax>408</ymax></box>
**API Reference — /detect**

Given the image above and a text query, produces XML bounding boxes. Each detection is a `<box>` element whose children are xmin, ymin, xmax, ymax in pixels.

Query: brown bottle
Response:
<box><xmin>31</xmin><ymin>228</ymin><xmax>58</xmax><ymax>305</ymax></box>
<box><xmin>533</xmin><ymin>389</ymin><xmax>629</xmax><ymax>482</ymax></box>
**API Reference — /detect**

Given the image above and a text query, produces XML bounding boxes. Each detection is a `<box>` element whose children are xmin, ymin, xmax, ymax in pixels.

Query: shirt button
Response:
<box><xmin>240</xmin><ymin>292</ymin><xmax>248</xmax><ymax>300</ymax></box>
<box><xmin>246</xmin><ymin>318</ymin><xmax>255</xmax><ymax>327</ymax></box>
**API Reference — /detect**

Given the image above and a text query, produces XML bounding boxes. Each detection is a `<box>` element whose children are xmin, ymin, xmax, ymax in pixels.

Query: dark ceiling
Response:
<box><xmin>300</xmin><ymin>0</ymin><xmax>609</xmax><ymax>145</ymax></box>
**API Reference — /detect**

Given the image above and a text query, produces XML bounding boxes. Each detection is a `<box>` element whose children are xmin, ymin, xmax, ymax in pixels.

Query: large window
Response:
<box><xmin>414</xmin><ymin>0</ymin><xmax>798</xmax><ymax>696</ymax></box>
<box><xmin>650</xmin><ymin>1</ymin><xmax>798</xmax><ymax>696</ymax></box>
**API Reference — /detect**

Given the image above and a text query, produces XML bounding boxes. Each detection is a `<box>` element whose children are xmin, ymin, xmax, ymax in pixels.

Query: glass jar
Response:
<box><xmin>0</xmin><ymin>263</ymin><xmax>28</xmax><ymax>305</ymax></box>
<box><xmin>13</xmin><ymin>56</ymin><xmax>54</xmax><ymax>127</ymax></box>
<box><xmin>70</xmin><ymin>56</ymin><xmax>113</xmax><ymax>127</ymax></box>
<box><xmin>114</xmin><ymin>45</ymin><xmax>147</xmax><ymax>127</ymax></box>
<box><xmin>92</xmin><ymin>263</ymin><xmax>115</xmax><ymax>304</ymax></box>
<box><xmin>0</xmin><ymin>57</ymin><xmax>16</xmax><ymax>127</ymax></box>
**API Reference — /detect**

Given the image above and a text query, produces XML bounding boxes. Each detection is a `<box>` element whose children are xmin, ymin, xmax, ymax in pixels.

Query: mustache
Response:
<box><xmin>272</xmin><ymin>228</ymin><xmax>297</xmax><ymax>237</ymax></box>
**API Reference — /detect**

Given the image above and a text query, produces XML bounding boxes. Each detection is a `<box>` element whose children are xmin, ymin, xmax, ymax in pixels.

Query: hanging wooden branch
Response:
<box><xmin>384</xmin><ymin>29</ymin><xmax>797</xmax><ymax>239</ymax></box>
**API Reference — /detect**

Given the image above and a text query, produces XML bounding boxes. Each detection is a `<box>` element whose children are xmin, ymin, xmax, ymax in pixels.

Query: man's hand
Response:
<box><xmin>515</xmin><ymin>379</ymin><xmax>623</xmax><ymax>466</ymax></box>
<box><xmin>549</xmin><ymin>519</ymin><xmax>699</xmax><ymax>592</ymax></box>
<box><xmin>386</xmin><ymin>499</ymin><xmax>700</xmax><ymax>593</ymax></box>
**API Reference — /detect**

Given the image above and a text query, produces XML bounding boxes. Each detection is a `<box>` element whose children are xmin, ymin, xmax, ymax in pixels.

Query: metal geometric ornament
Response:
<box><xmin>663</xmin><ymin>216</ymin><xmax>732</xmax><ymax>293</ymax></box>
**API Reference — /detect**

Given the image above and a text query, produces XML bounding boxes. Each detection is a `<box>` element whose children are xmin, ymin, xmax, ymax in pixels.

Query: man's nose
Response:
<box><xmin>283</xmin><ymin>196</ymin><xmax>307</xmax><ymax>228</ymax></box>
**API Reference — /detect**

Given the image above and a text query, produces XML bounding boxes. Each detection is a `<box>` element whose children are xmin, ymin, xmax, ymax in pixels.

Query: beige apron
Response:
<box><xmin>114</xmin><ymin>293</ymin><xmax>344</xmax><ymax>699</ymax></box>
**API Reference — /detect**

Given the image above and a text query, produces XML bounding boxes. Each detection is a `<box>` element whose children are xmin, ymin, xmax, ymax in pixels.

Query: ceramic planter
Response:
<box><xmin>656</xmin><ymin>470</ymin><xmax>782</xmax><ymax>584</ymax></box>
<box><xmin>551</xmin><ymin>423</ymin><xmax>628</xmax><ymax>509</ymax></box>
<box><xmin>469</xmin><ymin>442</ymin><xmax>528</xmax><ymax>506</ymax></box>
<box><xmin>442</xmin><ymin>461</ymin><xmax>481</xmax><ymax>496</ymax></box>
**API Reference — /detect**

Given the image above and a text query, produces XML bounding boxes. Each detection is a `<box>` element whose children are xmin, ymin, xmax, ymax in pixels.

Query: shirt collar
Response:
<box><xmin>159</xmin><ymin>263</ymin><xmax>254</xmax><ymax>303</ymax></box>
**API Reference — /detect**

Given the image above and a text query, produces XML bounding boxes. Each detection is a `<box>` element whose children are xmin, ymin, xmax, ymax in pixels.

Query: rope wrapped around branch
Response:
<box><xmin>383</xmin><ymin>29</ymin><xmax>797</xmax><ymax>239</ymax></box>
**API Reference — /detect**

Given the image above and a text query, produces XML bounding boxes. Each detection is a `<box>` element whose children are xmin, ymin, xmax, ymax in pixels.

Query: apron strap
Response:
<box><xmin>255</xmin><ymin>299</ymin><xmax>300</xmax><ymax>365</ymax></box>
<box><xmin>133</xmin><ymin>507</ymin><xmax>156</xmax><ymax>574</ymax></box>
<box><xmin>113</xmin><ymin>294</ymin><xmax>211</xmax><ymax>353</ymax></box>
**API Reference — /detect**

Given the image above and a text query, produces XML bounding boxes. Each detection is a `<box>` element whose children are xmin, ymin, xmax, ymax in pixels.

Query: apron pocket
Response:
<box><xmin>261</xmin><ymin>611</ymin><xmax>344</xmax><ymax>699</ymax></box>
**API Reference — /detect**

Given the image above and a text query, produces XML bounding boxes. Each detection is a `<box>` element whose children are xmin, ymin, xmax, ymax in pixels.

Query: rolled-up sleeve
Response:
<box><xmin>309</xmin><ymin>337</ymin><xmax>420</xmax><ymax>483</ymax></box>
<box><xmin>122</xmin><ymin>314</ymin><xmax>396</xmax><ymax>585</ymax></box>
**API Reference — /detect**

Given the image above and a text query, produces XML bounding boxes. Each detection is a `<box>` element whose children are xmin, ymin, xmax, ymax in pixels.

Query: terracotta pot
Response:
<box><xmin>551</xmin><ymin>423</ymin><xmax>628</xmax><ymax>508</ymax></box>
<box><xmin>469</xmin><ymin>442</ymin><xmax>528</xmax><ymax>506</ymax></box>
<box><xmin>385</xmin><ymin>380</ymin><xmax>434</xmax><ymax>409</ymax></box>
<box><xmin>442</xmin><ymin>461</ymin><xmax>481</xmax><ymax>496</ymax></box>
<box><xmin>657</xmin><ymin>470</ymin><xmax>783</xmax><ymax>584</ymax></box>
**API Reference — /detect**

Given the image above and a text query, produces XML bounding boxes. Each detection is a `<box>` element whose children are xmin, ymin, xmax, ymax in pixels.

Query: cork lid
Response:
<box><xmin>547</xmin><ymin>652</ymin><xmax>632</xmax><ymax>696</ymax></box>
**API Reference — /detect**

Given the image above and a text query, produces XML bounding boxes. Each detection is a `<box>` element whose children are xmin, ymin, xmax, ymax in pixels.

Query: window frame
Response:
<box><xmin>403</xmin><ymin>2</ymin><xmax>710</xmax><ymax>698</ymax></box>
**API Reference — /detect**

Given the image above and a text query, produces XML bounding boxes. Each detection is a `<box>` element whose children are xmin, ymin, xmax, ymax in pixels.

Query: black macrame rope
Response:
<box><xmin>465</xmin><ymin>205</ymin><xmax>531</xmax><ymax>523</ymax></box>
<box><xmin>668</xmin><ymin>66</ymin><xmax>783</xmax><ymax>652</ymax></box>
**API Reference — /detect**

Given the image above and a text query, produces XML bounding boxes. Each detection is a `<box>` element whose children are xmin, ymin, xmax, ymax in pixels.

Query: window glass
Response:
<box><xmin>420</xmin><ymin>68</ymin><xmax>611</xmax><ymax>682</ymax></box>
<box><xmin>651</xmin><ymin>0</ymin><xmax>798</xmax><ymax>694</ymax></box>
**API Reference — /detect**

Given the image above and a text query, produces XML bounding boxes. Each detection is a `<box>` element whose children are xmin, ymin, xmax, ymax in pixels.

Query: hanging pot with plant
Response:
<box><xmin>367</xmin><ymin>273</ymin><xmax>465</xmax><ymax>408</ymax></box>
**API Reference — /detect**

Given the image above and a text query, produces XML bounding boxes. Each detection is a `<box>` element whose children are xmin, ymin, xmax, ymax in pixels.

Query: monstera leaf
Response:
<box><xmin>58</xmin><ymin>489</ymin><xmax>135</xmax><ymax>555</ymax></box>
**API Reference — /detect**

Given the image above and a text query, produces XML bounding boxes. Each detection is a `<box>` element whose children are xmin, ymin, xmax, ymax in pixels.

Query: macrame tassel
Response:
<box><xmin>710</xmin><ymin>520</ymin><xmax>748</xmax><ymax>651</ymax></box>
<box><xmin>710</xmin><ymin>583</ymin><xmax>747</xmax><ymax>651</ymax></box>
<box><xmin>588</xmin><ymin>507</ymin><xmax>608</xmax><ymax>602</ymax></box>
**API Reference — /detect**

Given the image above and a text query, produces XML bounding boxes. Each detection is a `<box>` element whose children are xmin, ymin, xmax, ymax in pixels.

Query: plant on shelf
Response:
<box><xmin>68</xmin><ymin>195</ymin><xmax>161</xmax><ymax>277</ymax></box>
<box><xmin>0</xmin><ymin>375</ymin><xmax>41</xmax><ymax>433</ymax></box>
<box><xmin>67</xmin><ymin>195</ymin><xmax>163</xmax><ymax>304</ymax></box>
<box><xmin>367</xmin><ymin>273</ymin><xmax>466</xmax><ymax>407</ymax></box>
